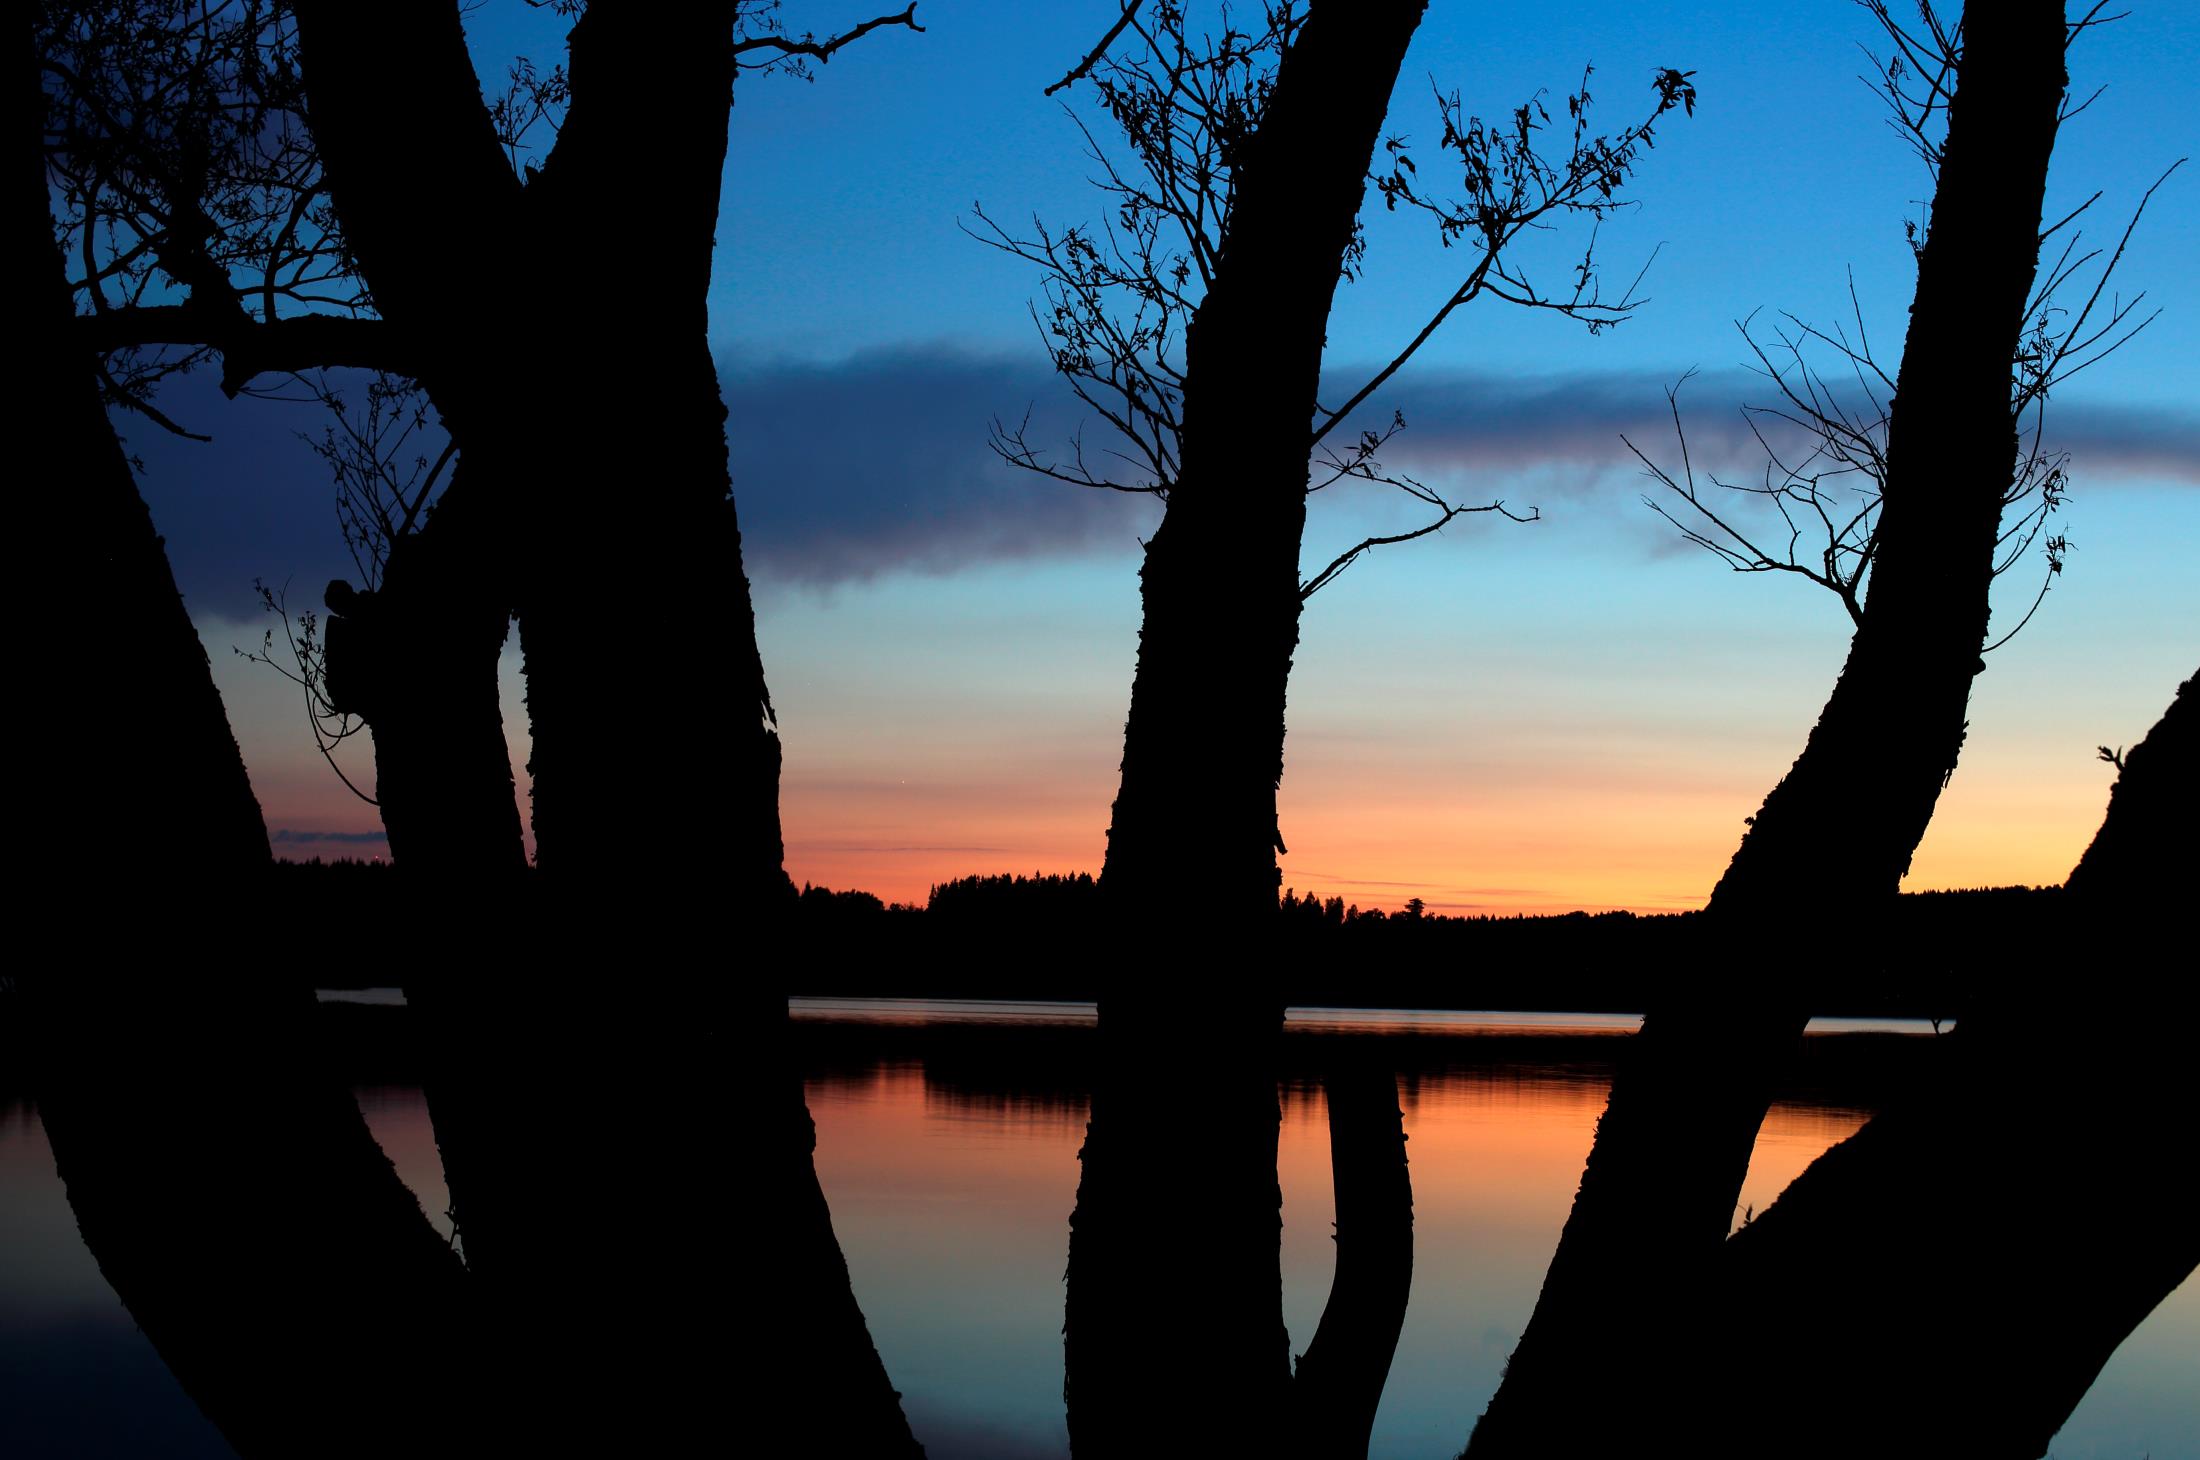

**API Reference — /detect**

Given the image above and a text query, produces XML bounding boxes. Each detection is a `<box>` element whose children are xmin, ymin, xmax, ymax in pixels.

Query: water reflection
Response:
<box><xmin>795</xmin><ymin>1005</ymin><xmax>2192</xmax><ymax>1460</ymax></box>
<box><xmin>3</xmin><ymin>1005</ymin><xmax>2193</xmax><ymax>1459</ymax></box>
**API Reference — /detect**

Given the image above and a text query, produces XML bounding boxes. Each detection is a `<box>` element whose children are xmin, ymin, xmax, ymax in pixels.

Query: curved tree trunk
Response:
<box><xmin>30</xmin><ymin>54</ymin><xmax>269</xmax><ymax>874</ymax></box>
<box><xmin>1467</xmin><ymin>7</ymin><xmax>2071</xmax><ymax>1454</ymax></box>
<box><xmin>1293</xmin><ymin>1059</ymin><xmax>1414</xmax><ymax>1460</ymax></box>
<box><xmin>1100</xmin><ymin>0</ymin><xmax>1427</xmax><ymax>922</ymax></box>
<box><xmin>1068</xmin><ymin>6</ymin><xmax>1427</xmax><ymax>1453</ymax></box>
<box><xmin>1708</xmin><ymin>670</ymin><xmax>2196</xmax><ymax>1460</ymax></box>
<box><xmin>404</xmin><ymin>981</ymin><xmax>923</xmax><ymax>1455</ymax></box>
<box><xmin>28</xmin><ymin>983</ymin><xmax>485</xmax><ymax>1458</ymax></box>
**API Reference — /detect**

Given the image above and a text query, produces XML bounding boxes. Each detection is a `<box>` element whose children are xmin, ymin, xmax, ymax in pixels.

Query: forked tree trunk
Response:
<box><xmin>1068</xmin><ymin>5</ymin><xmax>1426</xmax><ymax>1453</ymax></box>
<box><xmin>1707</xmin><ymin>671</ymin><xmax>2195</xmax><ymax>1460</ymax></box>
<box><xmin>1467</xmin><ymin>7</ymin><xmax>2071</xmax><ymax>1454</ymax></box>
<box><xmin>294</xmin><ymin>3</ymin><xmax>789</xmax><ymax>896</ymax></box>
<box><xmin>30</xmin><ymin>58</ymin><xmax>269</xmax><ymax>873</ymax></box>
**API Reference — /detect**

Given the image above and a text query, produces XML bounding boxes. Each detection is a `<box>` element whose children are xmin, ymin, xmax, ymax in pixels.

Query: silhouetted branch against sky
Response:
<box><xmin>1637</xmin><ymin>0</ymin><xmax>2184</xmax><ymax>652</ymax></box>
<box><xmin>974</xmin><ymin>0</ymin><xmax>1700</xmax><ymax>596</ymax></box>
<box><xmin>731</xmin><ymin>2</ymin><xmax>925</xmax><ymax>71</ymax></box>
<box><xmin>40</xmin><ymin>0</ymin><xmax>923</xmax><ymax>421</ymax></box>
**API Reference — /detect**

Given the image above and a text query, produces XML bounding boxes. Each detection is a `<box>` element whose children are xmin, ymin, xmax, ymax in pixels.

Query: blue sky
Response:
<box><xmin>135</xmin><ymin>0</ymin><xmax>2198</xmax><ymax>905</ymax></box>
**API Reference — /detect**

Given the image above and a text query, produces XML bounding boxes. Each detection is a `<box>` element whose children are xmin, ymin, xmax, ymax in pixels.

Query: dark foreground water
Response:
<box><xmin>3</xmin><ymin>999</ymin><xmax>2192</xmax><ymax>1458</ymax></box>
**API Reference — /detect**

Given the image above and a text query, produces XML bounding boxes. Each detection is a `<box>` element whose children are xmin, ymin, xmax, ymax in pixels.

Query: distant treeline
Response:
<box><xmin>795</xmin><ymin>873</ymin><xmax>2060</xmax><ymax>1017</ymax></box>
<box><xmin>271</xmin><ymin>863</ymin><xmax>2063</xmax><ymax>1018</ymax></box>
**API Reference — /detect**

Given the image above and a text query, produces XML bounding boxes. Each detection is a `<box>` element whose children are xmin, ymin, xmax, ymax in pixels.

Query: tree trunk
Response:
<box><xmin>1466</xmin><ymin>7</ymin><xmax>2070</xmax><ymax>1454</ymax></box>
<box><xmin>293</xmin><ymin>3</ymin><xmax>790</xmax><ymax>893</ymax></box>
<box><xmin>30</xmin><ymin>55</ymin><xmax>269</xmax><ymax>874</ymax></box>
<box><xmin>1707</xmin><ymin>671</ymin><xmax>2196</xmax><ymax>1460</ymax></box>
<box><xmin>502</xmin><ymin>352</ymin><xmax>787</xmax><ymax>893</ymax></box>
<box><xmin>2065</xmin><ymin>670</ymin><xmax>2193</xmax><ymax>900</ymax></box>
<box><xmin>1066</xmin><ymin>997</ymin><xmax>1291</xmax><ymax>1454</ymax></box>
<box><xmin>28</xmin><ymin>983</ymin><xmax>486</xmax><ymax>1458</ymax></box>
<box><xmin>1293</xmin><ymin>1060</ymin><xmax>1414</xmax><ymax>1460</ymax></box>
<box><xmin>1067</xmin><ymin>7</ymin><xmax>1426</xmax><ymax>1453</ymax></box>
<box><xmin>321</xmin><ymin>461</ymin><xmax>527</xmax><ymax>872</ymax></box>
<box><xmin>1100</xmin><ymin>0</ymin><xmax>1428</xmax><ymax>923</ymax></box>
<box><xmin>403</xmin><ymin>980</ymin><xmax>923</xmax><ymax>1455</ymax></box>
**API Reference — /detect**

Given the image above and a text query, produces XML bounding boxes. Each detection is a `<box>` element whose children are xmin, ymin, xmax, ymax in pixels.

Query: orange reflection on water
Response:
<box><xmin>806</xmin><ymin>1043</ymin><xmax>1872</xmax><ymax>1459</ymax></box>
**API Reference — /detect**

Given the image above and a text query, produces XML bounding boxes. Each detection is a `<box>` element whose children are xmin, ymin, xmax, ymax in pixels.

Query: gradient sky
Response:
<box><xmin>124</xmin><ymin>0</ymin><xmax>2198</xmax><ymax>911</ymax></box>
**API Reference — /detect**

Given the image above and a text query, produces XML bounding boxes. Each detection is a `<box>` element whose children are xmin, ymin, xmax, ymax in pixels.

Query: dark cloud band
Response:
<box><xmin>121</xmin><ymin>346</ymin><xmax>2198</xmax><ymax>617</ymax></box>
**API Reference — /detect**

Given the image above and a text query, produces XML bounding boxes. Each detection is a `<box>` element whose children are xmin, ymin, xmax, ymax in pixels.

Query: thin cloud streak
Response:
<box><xmin>725</xmin><ymin>347</ymin><xmax>2197</xmax><ymax>585</ymax></box>
<box><xmin>1360</xmin><ymin>367</ymin><xmax>2200</xmax><ymax>485</ymax></box>
<box><xmin>121</xmin><ymin>347</ymin><xmax>2196</xmax><ymax>616</ymax></box>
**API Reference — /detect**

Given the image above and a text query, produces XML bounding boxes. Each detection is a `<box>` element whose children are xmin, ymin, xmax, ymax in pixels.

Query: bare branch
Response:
<box><xmin>236</xmin><ymin>580</ymin><xmax>378</xmax><ymax>807</ymax></box>
<box><xmin>731</xmin><ymin>4</ymin><xmax>924</xmax><ymax>63</ymax></box>
<box><xmin>73</xmin><ymin>308</ymin><xmax>410</xmax><ymax>394</ymax></box>
<box><xmin>986</xmin><ymin>5</ymin><xmax>1690</xmax><ymax>614</ymax></box>
<box><xmin>1046</xmin><ymin>2</ymin><xmax>1146</xmax><ymax>97</ymax></box>
<box><xmin>98</xmin><ymin>358</ymin><xmax>212</xmax><ymax>442</ymax></box>
<box><xmin>1301</xmin><ymin>496</ymin><xmax>1537</xmax><ymax>600</ymax></box>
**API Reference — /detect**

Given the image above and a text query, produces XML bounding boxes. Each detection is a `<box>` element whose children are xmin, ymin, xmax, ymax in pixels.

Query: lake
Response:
<box><xmin>2</xmin><ymin>997</ymin><xmax>2192</xmax><ymax>1458</ymax></box>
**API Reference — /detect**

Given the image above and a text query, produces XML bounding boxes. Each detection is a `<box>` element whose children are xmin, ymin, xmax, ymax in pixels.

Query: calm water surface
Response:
<box><xmin>3</xmin><ymin>999</ymin><xmax>2192</xmax><ymax>1458</ymax></box>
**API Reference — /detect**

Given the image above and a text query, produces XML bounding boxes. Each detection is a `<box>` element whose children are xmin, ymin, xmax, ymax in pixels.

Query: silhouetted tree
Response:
<box><xmin>286</xmin><ymin>0</ymin><xmax>926</xmax><ymax>888</ymax></box>
<box><xmin>43</xmin><ymin>7</ymin><xmax>931</xmax><ymax>1445</ymax></box>
<box><xmin>45</xmin><ymin>0</ymin><xmax>919</xmax><ymax>887</ymax></box>
<box><xmin>980</xmin><ymin>2</ymin><xmax>1694</xmax><ymax>924</ymax></box>
<box><xmin>38</xmin><ymin>0</ymin><xmax>519</xmax><ymax>871</ymax></box>
<box><xmin>1465</xmin><ymin>5</ymin><xmax>2093</xmax><ymax>1452</ymax></box>
<box><xmin>31</xmin><ymin>21</ymin><xmax>269</xmax><ymax>873</ymax></box>
<box><xmin>1705</xmin><ymin>670</ymin><xmax>2196</xmax><ymax>1460</ymax></box>
<box><xmin>297</xmin><ymin>14</ymin><xmax>933</xmax><ymax>1423</ymax></box>
<box><xmin>988</xmin><ymin>5</ymin><xmax>1691</xmax><ymax>1449</ymax></box>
